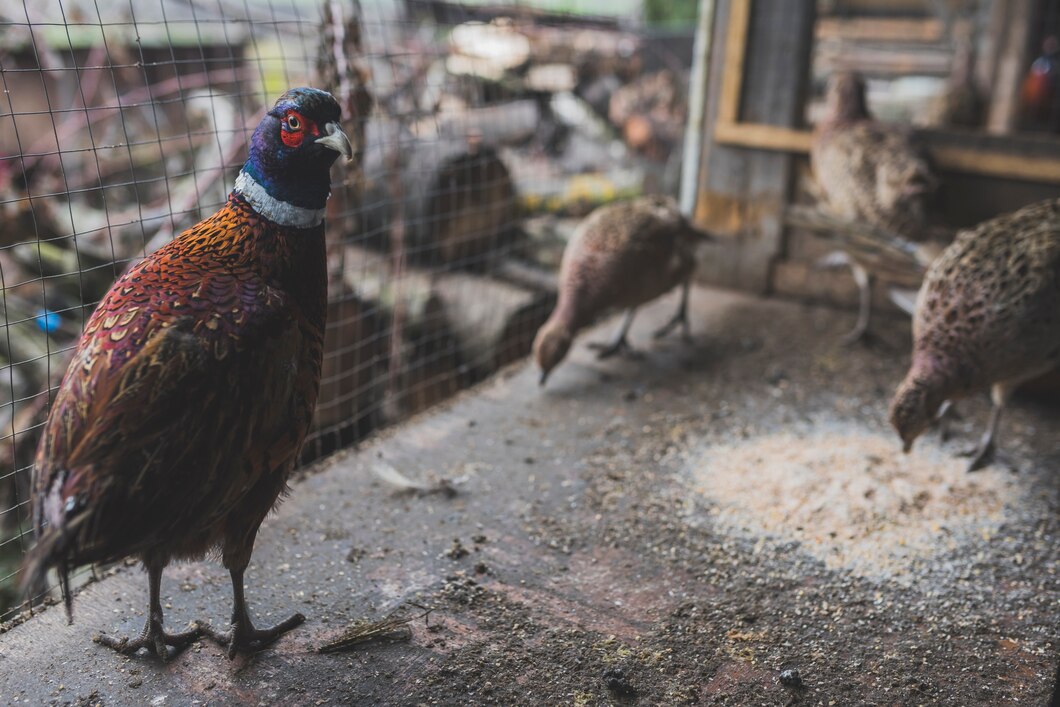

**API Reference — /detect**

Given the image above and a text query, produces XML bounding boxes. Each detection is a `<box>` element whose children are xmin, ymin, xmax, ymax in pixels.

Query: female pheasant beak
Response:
<box><xmin>317</xmin><ymin>122</ymin><xmax>354</xmax><ymax>161</ymax></box>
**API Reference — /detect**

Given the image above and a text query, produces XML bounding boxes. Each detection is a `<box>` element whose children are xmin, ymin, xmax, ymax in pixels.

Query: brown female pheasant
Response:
<box><xmin>533</xmin><ymin>195</ymin><xmax>710</xmax><ymax>386</ymax></box>
<box><xmin>889</xmin><ymin>197</ymin><xmax>1060</xmax><ymax>471</ymax></box>
<box><xmin>811</xmin><ymin>71</ymin><xmax>939</xmax><ymax>343</ymax></box>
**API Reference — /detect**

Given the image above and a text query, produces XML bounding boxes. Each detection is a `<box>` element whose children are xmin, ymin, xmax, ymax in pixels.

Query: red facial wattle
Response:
<box><xmin>279</xmin><ymin>110</ymin><xmax>319</xmax><ymax>148</ymax></box>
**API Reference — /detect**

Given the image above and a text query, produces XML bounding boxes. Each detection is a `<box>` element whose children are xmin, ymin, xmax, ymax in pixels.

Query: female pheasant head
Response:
<box><xmin>533</xmin><ymin>319</ymin><xmax>572</xmax><ymax>387</ymax></box>
<box><xmin>236</xmin><ymin>87</ymin><xmax>353</xmax><ymax>227</ymax></box>
<box><xmin>824</xmin><ymin>71</ymin><xmax>870</xmax><ymax>126</ymax></box>
<box><xmin>888</xmin><ymin>358</ymin><xmax>948</xmax><ymax>453</ymax></box>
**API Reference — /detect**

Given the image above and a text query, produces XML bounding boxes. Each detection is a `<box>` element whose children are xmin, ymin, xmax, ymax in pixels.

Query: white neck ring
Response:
<box><xmin>234</xmin><ymin>169</ymin><xmax>327</xmax><ymax>228</ymax></box>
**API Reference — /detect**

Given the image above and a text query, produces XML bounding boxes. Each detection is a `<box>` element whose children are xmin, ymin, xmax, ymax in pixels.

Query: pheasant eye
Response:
<box><xmin>280</xmin><ymin>112</ymin><xmax>306</xmax><ymax>147</ymax></box>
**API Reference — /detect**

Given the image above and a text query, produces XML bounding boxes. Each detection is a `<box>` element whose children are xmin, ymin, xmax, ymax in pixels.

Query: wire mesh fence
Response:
<box><xmin>0</xmin><ymin>0</ymin><xmax>695</xmax><ymax>618</ymax></box>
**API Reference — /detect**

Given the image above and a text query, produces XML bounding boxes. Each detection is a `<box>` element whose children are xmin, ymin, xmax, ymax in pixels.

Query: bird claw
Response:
<box><xmin>838</xmin><ymin>321</ymin><xmax>869</xmax><ymax>346</ymax></box>
<box><xmin>957</xmin><ymin>441</ymin><xmax>1017</xmax><ymax>473</ymax></box>
<box><xmin>95</xmin><ymin>618</ymin><xmax>203</xmax><ymax>662</ymax></box>
<box><xmin>957</xmin><ymin>439</ymin><xmax>995</xmax><ymax>473</ymax></box>
<box><xmin>588</xmin><ymin>338</ymin><xmax>639</xmax><ymax>360</ymax></box>
<box><xmin>961</xmin><ymin>449</ymin><xmax>992</xmax><ymax>474</ymax></box>
<box><xmin>652</xmin><ymin>314</ymin><xmax>692</xmax><ymax>343</ymax></box>
<box><xmin>197</xmin><ymin>612</ymin><xmax>305</xmax><ymax>659</ymax></box>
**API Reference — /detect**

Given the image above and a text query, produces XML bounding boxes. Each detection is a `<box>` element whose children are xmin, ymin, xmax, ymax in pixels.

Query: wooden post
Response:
<box><xmin>691</xmin><ymin>0</ymin><xmax>816</xmax><ymax>293</ymax></box>
<box><xmin>984</xmin><ymin>0</ymin><xmax>1034</xmax><ymax>135</ymax></box>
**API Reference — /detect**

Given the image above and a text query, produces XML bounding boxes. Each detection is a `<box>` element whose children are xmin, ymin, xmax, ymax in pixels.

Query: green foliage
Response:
<box><xmin>643</xmin><ymin>0</ymin><xmax>699</xmax><ymax>26</ymax></box>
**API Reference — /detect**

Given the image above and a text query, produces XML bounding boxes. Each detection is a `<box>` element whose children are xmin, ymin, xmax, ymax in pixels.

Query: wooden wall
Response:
<box><xmin>691</xmin><ymin>0</ymin><xmax>816</xmax><ymax>293</ymax></box>
<box><xmin>692</xmin><ymin>0</ymin><xmax>1060</xmax><ymax>315</ymax></box>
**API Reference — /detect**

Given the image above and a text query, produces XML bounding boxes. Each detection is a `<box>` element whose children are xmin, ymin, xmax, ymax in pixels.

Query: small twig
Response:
<box><xmin>317</xmin><ymin>603</ymin><xmax>433</xmax><ymax>653</ymax></box>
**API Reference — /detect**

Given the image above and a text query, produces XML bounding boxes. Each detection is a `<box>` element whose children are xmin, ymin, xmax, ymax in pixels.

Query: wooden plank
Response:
<box><xmin>985</xmin><ymin>0</ymin><xmax>1034</xmax><ymax>135</ymax></box>
<box><xmin>814</xmin><ymin>47</ymin><xmax>951</xmax><ymax>76</ymax></box>
<box><xmin>714</xmin><ymin>121</ymin><xmax>813</xmax><ymax>152</ymax></box>
<box><xmin>930</xmin><ymin>146</ymin><xmax>1060</xmax><ymax>184</ymax></box>
<box><xmin>693</xmin><ymin>0</ymin><xmax>816</xmax><ymax>293</ymax></box>
<box><xmin>713</xmin><ymin>121</ymin><xmax>1060</xmax><ymax>184</ymax></box>
<box><xmin>815</xmin><ymin>16</ymin><xmax>943</xmax><ymax>43</ymax></box>
<box><xmin>716</xmin><ymin>0</ymin><xmax>750</xmax><ymax>125</ymax></box>
<box><xmin>828</xmin><ymin>0</ymin><xmax>930</xmax><ymax>12</ymax></box>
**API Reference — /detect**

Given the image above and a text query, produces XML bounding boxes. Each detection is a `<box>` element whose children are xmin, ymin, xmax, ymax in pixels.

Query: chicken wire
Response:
<box><xmin>0</xmin><ymin>0</ymin><xmax>694</xmax><ymax>618</ymax></box>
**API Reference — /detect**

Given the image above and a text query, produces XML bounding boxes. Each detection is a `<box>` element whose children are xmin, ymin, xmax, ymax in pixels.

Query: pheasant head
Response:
<box><xmin>236</xmin><ymin>87</ymin><xmax>353</xmax><ymax>227</ymax></box>
<box><xmin>888</xmin><ymin>355</ymin><xmax>948</xmax><ymax>453</ymax></box>
<box><xmin>533</xmin><ymin>318</ymin><xmax>573</xmax><ymax>387</ymax></box>
<box><xmin>824</xmin><ymin>71</ymin><xmax>870</xmax><ymax>126</ymax></box>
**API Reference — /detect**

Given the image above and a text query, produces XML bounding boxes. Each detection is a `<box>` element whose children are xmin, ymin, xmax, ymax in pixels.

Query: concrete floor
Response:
<box><xmin>0</xmin><ymin>286</ymin><xmax>1057</xmax><ymax>705</ymax></box>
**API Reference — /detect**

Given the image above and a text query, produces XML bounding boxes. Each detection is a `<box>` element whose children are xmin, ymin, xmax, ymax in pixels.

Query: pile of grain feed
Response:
<box><xmin>687</xmin><ymin>422</ymin><xmax>1021</xmax><ymax>582</ymax></box>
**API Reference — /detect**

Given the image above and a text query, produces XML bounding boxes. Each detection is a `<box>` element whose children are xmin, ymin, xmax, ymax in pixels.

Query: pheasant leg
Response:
<box><xmin>839</xmin><ymin>262</ymin><xmax>873</xmax><ymax>345</ymax></box>
<box><xmin>589</xmin><ymin>309</ymin><xmax>639</xmax><ymax>359</ymax></box>
<box><xmin>199</xmin><ymin>567</ymin><xmax>305</xmax><ymax>659</ymax></box>
<box><xmin>653</xmin><ymin>279</ymin><xmax>692</xmax><ymax>342</ymax></box>
<box><xmin>960</xmin><ymin>387</ymin><xmax>1007</xmax><ymax>472</ymax></box>
<box><xmin>95</xmin><ymin>562</ymin><xmax>202</xmax><ymax>661</ymax></box>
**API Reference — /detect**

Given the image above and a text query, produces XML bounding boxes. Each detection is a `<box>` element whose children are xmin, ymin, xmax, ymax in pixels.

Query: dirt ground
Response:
<box><xmin>0</xmin><ymin>286</ymin><xmax>1057</xmax><ymax>706</ymax></box>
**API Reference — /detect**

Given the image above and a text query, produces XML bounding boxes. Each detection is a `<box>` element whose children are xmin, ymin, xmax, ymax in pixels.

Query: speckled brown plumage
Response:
<box><xmin>23</xmin><ymin>87</ymin><xmax>352</xmax><ymax>660</ymax></box>
<box><xmin>889</xmin><ymin>197</ymin><xmax>1060</xmax><ymax>471</ymax></box>
<box><xmin>811</xmin><ymin>72</ymin><xmax>939</xmax><ymax>342</ymax></box>
<box><xmin>533</xmin><ymin>195</ymin><xmax>708</xmax><ymax>385</ymax></box>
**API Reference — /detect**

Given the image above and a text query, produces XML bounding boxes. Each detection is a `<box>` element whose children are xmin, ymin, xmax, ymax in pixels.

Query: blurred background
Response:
<box><xmin>1</xmin><ymin>0</ymin><xmax>1059</xmax><ymax>619</ymax></box>
<box><xmin>0</xmin><ymin>0</ymin><xmax>700</xmax><ymax>618</ymax></box>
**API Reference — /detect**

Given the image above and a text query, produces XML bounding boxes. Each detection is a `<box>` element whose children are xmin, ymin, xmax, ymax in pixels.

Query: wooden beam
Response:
<box><xmin>929</xmin><ymin>146</ymin><xmax>1060</xmax><ymax>184</ymax></box>
<box><xmin>815</xmin><ymin>17</ymin><xmax>943</xmax><ymax>43</ymax></box>
<box><xmin>713</xmin><ymin>120</ymin><xmax>1060</xmax><ymax>184</ymax></box>
<box><xmin>716</xmin><ymin>0</ymin><xmax>750</xmax><ymax>125</ymax></box>
<box><xmin>985</xmin><ymin>0</ymin><xmax>1034</xmax><ymax>135</ymax></box>
<box><xmin>714</xmin><ymin>121</ymin><xmax>812</xmax><ymax>152</ymax></box>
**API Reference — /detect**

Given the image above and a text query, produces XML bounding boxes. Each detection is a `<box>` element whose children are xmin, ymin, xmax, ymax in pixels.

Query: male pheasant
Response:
<box><xmin>533</xmin><ymin>195</ymin><xmax>710</xmax><ymax>386</ymax></box>
<box><xmin>811</xmin><ymin>71</ymin><xmax>940</xmax><ymax>343</ymax></box>
<box><xmin>889</xmin><ymin>197</ymin><xmax>1060</xmax><ymax>472</ymax></box>
<box><xmin>22</xmin><ymin>87</ymin><xmax>352</xmax><ymax>659</ymax></box>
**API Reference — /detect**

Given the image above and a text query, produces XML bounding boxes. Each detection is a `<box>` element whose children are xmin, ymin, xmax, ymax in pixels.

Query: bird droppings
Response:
<box><xmin>445</xmin><ymin>538</ymin><xmax>470</xmax><ymax>560</ymax></box>
<box><xmin>688</xmin><ymin>423</ymin><xmax>1017</xmax><ymax>583</ymax></box>
<box><xmin>603</xmin><ymin>666</ymin><xmax>637</xmax><ymax>698</ymax></box>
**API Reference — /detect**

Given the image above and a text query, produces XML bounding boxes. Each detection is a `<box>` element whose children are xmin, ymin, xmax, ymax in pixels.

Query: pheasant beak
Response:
<box><xmin>317</xmin><ymin>122</ymin><xmax>353</xmax><ymax>161</ymax></box>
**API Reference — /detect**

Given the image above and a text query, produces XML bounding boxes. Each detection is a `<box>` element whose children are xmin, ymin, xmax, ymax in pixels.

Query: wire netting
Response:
<box><xmin>0</xmin><ymin>0</ymin><xmax>695</xmax><ymax>619</ymax></box>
